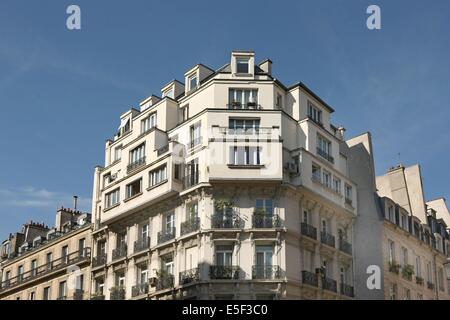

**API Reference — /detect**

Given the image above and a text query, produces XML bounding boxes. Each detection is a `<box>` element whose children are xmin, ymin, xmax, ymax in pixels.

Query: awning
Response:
<box><xmin>118</xmin><ymin>118</ymin><xmax>130</xmax><ymax>130</ymax></box>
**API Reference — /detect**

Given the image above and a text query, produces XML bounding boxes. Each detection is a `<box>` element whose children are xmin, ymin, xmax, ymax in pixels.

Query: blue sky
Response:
<box><xmin>1</xmin><ymin>0</ymin><xmax>449</xmax><ymax>239</ymax></box>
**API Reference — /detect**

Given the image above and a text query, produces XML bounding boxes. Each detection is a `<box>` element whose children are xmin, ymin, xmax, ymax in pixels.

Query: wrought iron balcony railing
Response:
<box><xmin>211</xmin><ymin>213</ymin><xmax>244</xmax><ymax>229</ymax></box>
<box><xmin>180</xmin><ymin>217</ymin><xmax>200</xmax><ymax>236</ymax></box>
<box><xmin>92</xmin><ymin>253</ymin><xmax>107</xmax><ymax>268</ymax></box>
<box><xmin>127</xmin><ymin>157</ymin><xmax>146</xmax><ymax>174</ymax></box>
<box><xmin>132</xmin><ymin>283</ymin><xmax>149</xmax><ymax>297</ymax></box>
<box><xmin>301</xmin><ymin>223</ymin><xmax>317</xmax><ymax>240</ymax></box>
<box><xmin>0</xmin><ymin>248</ymin><xmax>91</xmax><ymax>292</ymax></box>
<box><xmin>134</xmin><ymin>237</ymin><xmax>150</xmax><ymax>254</ymax></box>
<box><xmin>316</xmin><ymin>147</ymin><xmax>334</xmax><ymax>164</ymax></box>
<box><xmin>156</xmin><ymin>275</ymin><xmax>174</xmax><ymax>291</ymax></box>
<box><xmin>73</xmin><ymin>289</ymin><xmax>84</xmax><ymax>300</ymax></box>
<box><xmin>227</xmin><ymin>102</ymin><xmax>261</xmax><ymax>110</ymax></box>
<box><xmin>179</xmin><ymin>268</ymin><xmax>200</xmax><ymax>285</ymax></box>
<box><xmin>252</xmin><ymin>214</ymin><xmax>282</xmax><ymax>229</ymax></box>
<box><xmin>252</xmin><ymin>265</ymin><xmax>282</xmax><ymax>280</ymax></box>
<box><xmin>183</xmin><ymin>172</ymin><xmax>199</xmax><ymax>189</ymax></box>
<box><xmin>157</xmin><ymin>227</ymin><xmax>176</xmax><ymax>244</ymax></box>
<box><xmin>301</xmin><ymin>270</ymin><xmax>318</xmax><ymax>287</ymax></box>
<box><xmin>112</xmin><ymin>245</ymin><xmax>127</xmax><ymax>261</ymax></box>
<box><xmin>209</xmin><ymin>265</ymin><xmax>240</xmax><ymax>280</ymax></box>
<box><xmin>340</xmin><ymin>283</ymin><xmax>354</xmax><ymax>297</ymax></box>
<box><xmin>110</xmin><ymin>286</ymin><xmax>126</xmax><ymax>300</ymax></box>
<box><xmin>322</xmin><ymin>277</ymin><xmax>337</xmax><ymax>293</ymax></box>
<box><xmin>339</xmin><ymin>239</ymin><xmax>352</xmax><ymax>255</ymax></box>
<box><xmin>219</xmin><ymin>127</ymin><xmax>274</xmax><ymax>136</ymax></box>
<box><xmin>320</xmin><ymin>232</ymin><xmax>336</xmax><ymax>248</ymax></box>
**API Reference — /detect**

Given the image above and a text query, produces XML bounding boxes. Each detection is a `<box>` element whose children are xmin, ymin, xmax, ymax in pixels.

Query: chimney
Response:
<box><xmin>259</xmin><ymin>59</ymin><xmax>272</xmax><ymax>76</ymax></box>
<box><xmin>73</xmin><ymin>195</ymin><xmax>78</xmax><ymax>211</ymax></box>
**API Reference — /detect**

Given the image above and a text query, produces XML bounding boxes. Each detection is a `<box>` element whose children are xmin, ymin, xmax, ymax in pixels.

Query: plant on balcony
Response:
<box><xmin>214</xmin><ymin>199</ymin><xmax>234</xmax><ymax>211</ymax></box>
<box><xmin>253</xmin><ymin>208</ymin><xmax>267</xmax><ymax>217</ymax></box>
<box><xmin>156</xmin><ymin>269</ymin><xmax>170</xmax><ymax>279</ymax></box>
<box><xmin>401</xmin><ymin>264</ymin><xmax>414</xmax><ymax>280</ymax></box>
<box><xmin>388</xmin><ymin>261</ymin><xmax>401</xmax><ymax>274</ymax></box>
<box><xmin>109</xmin><ymin>285</ymin><xmax>124</xmax><ymax>293</ymax></box>
<box><xmin>416</xmin><ymin>276</ymin><xmax>424</xmax><ymax>285</ymax></box>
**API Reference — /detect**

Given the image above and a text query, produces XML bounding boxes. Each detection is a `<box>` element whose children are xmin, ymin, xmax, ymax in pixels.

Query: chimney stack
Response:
<box><xmin>73</xmin><ymin>195</ymin><xmax>78</xmax><ymax>211</ymax></box>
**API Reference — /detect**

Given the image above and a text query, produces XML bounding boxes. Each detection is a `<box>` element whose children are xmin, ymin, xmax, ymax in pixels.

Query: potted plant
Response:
<box><xmin>402</xmin><ymin>264</ymin><xmax>414</xmax><ymax>280</ymax></box>
<box><xmin>388</xmin><ymin>261</ymin><xmax>401</xmax><ymax>274</ymax></box>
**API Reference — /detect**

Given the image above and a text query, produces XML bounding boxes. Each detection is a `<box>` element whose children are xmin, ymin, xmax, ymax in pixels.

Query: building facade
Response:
<box><xmin>0</xmin><ymin>208</ymin><xmax>92</xmax><ymax>300</ymax></box>
<box><xmin>90</xmin><ymin>51</ymin><xmax>358</xmax><ymax>300</ymax></box>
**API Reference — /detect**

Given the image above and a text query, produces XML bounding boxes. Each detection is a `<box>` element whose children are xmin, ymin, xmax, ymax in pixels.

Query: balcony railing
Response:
<box><xmin>301</xmin><ymin>270</ymin><xmax>318</xmax><ymax>287</ymax></box>
<box><xmin>92</xmin><ymin>253</ymin><xmax>107</xmax><ymax>268</ymax></box>
<box><xmin>252</xmin><ymin>214</ymin><xmax>282</xmax><ymax>229</ymax></box>
<box><xmin>427</xmin><ymin>282</ymin><xmax>435</xmax><ymax>290</ymax></box>
<box><xmin>112</xmin><ymin>245</ymin><xmax>127</xmax><ymax>261</ymax></box>
<box><xmin>0</xmin><ymin>248</ymin><xmax>91</xmax><ymax>292</ymax></box>
<box><xmin>340</xmin><ymin>283</ymin><xmax>354</xmax><ymax>297</ymax></box>
<box><xmin>110</xmin><ymin>287</ymin><xmax>126</xmax><ymax>300</ymax></box>
<box><xmin>211</xmin><ymin>213</ymin><xmax>244</xmax><ymax>229</ymax></box>
<box><xmin>227</xmin><ymin>102</ymin><xmax>261</xmax><ymax>110</ymax></box>
<box><xmin>321</xmin><ymin>232</ymin><xmax>336</xmax><ymax>248</ymax></box>
<box><xmin>90</xmin><ymin>293</ymin><xmax>105</xmax><ymax>300</ymax></box>
<box><xmin>210</xmin><ymin>266</ymin><xmax>240</xmax><ymax>280</ymax></box>
<box><xmin>316</xmin><ymin>147</ymin><xmax>334</xmax><ymax>164</ymax></box>
<box><xmin>156</xmin><ymin>275</ymin><xmax>174</xmax><ymax>291</ymax></box>
<box><xmin>180</xmin><ymin>217</ymin><xmax>200</xmax><ymax>236</ymax></box>
<box><xmin>73</xmin><ymin>289</ymin><xmax>85</xmax><ymax>300</ymax></box>
<box><xmin>301</xmin><ymin>223</ymin><xmax>317</xmax><ymax>240</ymax></box>
<box><xmin>252</xmin><ymin>265</ymin><xmax>282</xmax><ymax>280</ymax></box>
<box><xmin>219</xmin><ymin>127</ymin><xmax>274</xmax><ymax>136</ymax></box>
<box><xmin>179</xmin><ymin>268</ymin><xmax>200</xmax><ymax>285</ymax></box>
<box><xmin>127</xmin><ymin>157</ymin><xmax>146</xmax><ymax>174</ymax></box>
<box><xmin>339</xmin><ymin>239</ymin><xmax>352</xmax><ymax>255</ymax></box>
<box><xmin>132</xmin><ymin>283</ymin><xmax>149</xmax><ymax>297</ymax></box>
<box><xmin>322</xmin><ymin>277</ymin><xmax>337</xmax><ymax>293</ymax></box>
<box><xmin>416</xmin><ymin>276</ymin><xmax>424</xmax><ymax>285</ymax></box>
<box><xmin>183</xmin><ymin>172</ymin><xmax>199</xmax><ymax>189</ymax></box>
<box><xmin>157</xmin><ymin>227</ymin><xmax>176</xmax><ymax>244</ymax></box>
<box><xmin>134</xmin><ymin>237</ymin><xmax>150</xmax><ymax>254</ymax></box>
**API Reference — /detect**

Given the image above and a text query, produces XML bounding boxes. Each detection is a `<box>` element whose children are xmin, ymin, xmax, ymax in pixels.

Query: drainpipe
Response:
<box><xmin>433</xmin><ymin>252</ymin><xmax>439</xmax><ymax>300</ymax></box>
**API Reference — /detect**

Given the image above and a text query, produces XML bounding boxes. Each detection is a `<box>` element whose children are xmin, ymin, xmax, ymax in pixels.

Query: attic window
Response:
<box><xmin>189</xmin><ymin>74</ymin><xmax>198</xmax><ymax>91</ymax></box>
<box><xmin>236</xmin><ymin>58</ymin><xmax>249</xmax><ymax>74</ymax></box>
<box><xmin>163</xmin><ymin>88</ymin><xmax>174</xmax><ymax>99</ymax></box>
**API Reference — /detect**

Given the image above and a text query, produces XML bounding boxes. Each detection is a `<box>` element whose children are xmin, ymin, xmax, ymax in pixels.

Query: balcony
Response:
<box><xmin>427</xmin><ymin>281</ymin><xmax>435</xmax><ymax>290</ymax></box>
<box><xmin>110</xmin><ymin>286</ymin><xmax>126</xmax><ymax>300</ymax></box>
<box><xmin>156</xmin><ymin>274</ymin><xmax>174</xmax><ymax>291</ymax></box>
<box><xmin>0</xmin><ymin>248</ymin><xmax>91</xmax><ymax>292</ymax></box>
<box><xmin>183</xmin><ymin>172</ymin><xmax>199</xmax><ymax>189</ymax></box>
<box><xmin>227</xmin><ymin>102</ymin><xmax>261</xmax><ymax>110</ymax></box>
<box><xmin>90</xmin><ymin>293</ymin><xmax>105</xmax><ymax>300</ymax></box>
<box><xmin>320</xmin><ymin>232</ymin><xmax>335</xmax><ymax>248</ymax></box>
<box><xmin>210</xmin><ymin>266</ymin><xmax>240</xmax><ymax>280</ymax></box>
<box><xmin>416</xmin><ymin>276</ymin><xmax>424</xmax><ymax>285</ymax></box>
<box><xmin>388</xmin><ymin>261</ymin><xmax>401</xmax><ymax>274</ymax></box>
<box><xmin>112</xmin><ymin>245</ymin><xmax>127</xmax><ymax>261</ymax></box>
<box><xmin>211</xmin><ymin>213</ymin><xmax>244</xmax><ymax>229</ymax></box>
<box><xmin>301</xmin><ymin>223</ymin><xmax>317</xmax><ymax>240</ymax></box>
<box><xmin>157</xmin><ymin>227</ymin><xmax>176</xmax><ymax>244</ymax></box>
<box><xmin>127</xmin><ymin>157</ymin><xmax>146</xmax><ymax>174</ymax></box>
<box><xmin>180</xmin><ymin>217</ymin><xmax>200</xmax><ymax>236</ymax></box>
<box><xmin>132</xmin><ymin>283</ymin><xmax>149</xmax><ymax>297</ymax></box>
<box><xmin>73</xmin><ymin>289</ymin><xmax>85</xmax><ymax>300</ymax></box>
<box><xmin>252</xmin><ymin>265</ymin><xmax>282</xmax><ymax>280</ymax></box>
<box><xmin>322</xmin><ymin>277</ymin><xmax>337</xmax><ymax>293</ymax></box>
<box><xmin>339</xmin><ymin>239</ymin><xmax>352</xmax><ymax>255</ymax></box>
<box><xmin>179</xmin><ymin>268</ymin><xmax>200</xmax><ymax>285</ymax></box>
<box><xmin>252</xmin><ymin>214</ymin><xmax>282</xmax><ymax>229</ymax></box>
<box><xmin>301</xmin><ymin>270</ymin><xmax>318</xmax><ymax>287</ymax></box>
<box><xmin>134</xmin><ymin>237</ymin><xmax>150</xmax><ymax>254</ymax></box>
<box><xmin>92</xmin><ymin>253</ymin><xmax>107</xmax><ymax>268</ymax></box>
<box><xmin>340</xmin><ymin>283</ymin><xmax>354</xmax><ymax>297</ymax></box>
<box><xmin>316</xmin><ymin>147</ymin><xmax>334</xmax><ymax>164</ymax></box>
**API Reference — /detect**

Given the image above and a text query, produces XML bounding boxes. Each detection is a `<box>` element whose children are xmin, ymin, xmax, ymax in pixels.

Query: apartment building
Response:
<box><xmin>348</xmin><ymin>137</ymin><xmax>450</xmax><ymax>300</ymax></box>
<box><xmin>0</xmin><ymin>207</ymin><xmax>92</xmax><ymax>300</ymax></box>
<box><xmin>90</xmin><ymin>50</ymin><xmax>358</xmax><ymax>300</ymax></box>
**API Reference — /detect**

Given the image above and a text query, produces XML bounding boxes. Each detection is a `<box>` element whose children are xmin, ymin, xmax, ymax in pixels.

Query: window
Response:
<box><xmin>404</xmin><ymin>288</ymin><xmax>411</xmax><ymax>300</ymax></box>
<box><xmin>340</xmin><ymin>266</ymin><xmax>348</xmax><ymax>285</ymax></box>
<box><xmin>105</xmin><ymin>188</ymin><xmax>120</xmax><ymax>209</ymax></box>
<box><xmin>185</xmin><ymin>159</ymin><xmax>199</xmax><ymax>188</ymax></box>
<box><xmin>426</xmin><ymin>261</ymin><xmax>432</xmax><ymax>282</ymax></box>
<box><xmin>187</xmin><ymin>202</ymin><xmax>198</xmax><ymax>220</ymax></box>
<box><xmin>189</xmin><ymin>74</ymin><xmax>198</xmax><ymax>91</ymax></box>
<box><xmin>276</xmin><ymin>93</ymin><xmax>283</xmax><ymax>109</ymax></box>
<box><xmin>29</xmin><ymin>292</ymin><xmax>36</xmax><ymax>300</ymax></box>
<box><xmin>46</xmin><ymin>252</ymin><xmax>53</xmax><ymax>270</ymax></box>
<box><xmin>229</xmin><ymin>146</ymin><xmax>261</xmax><ymax>166</ymax></box>
<box><xmin>317</xmin><ymin>134</ymin><xmax>332</xmax><ymax>160</ymax></box>
<box><xmin>332</xmin><ymin>177</ymin><xmax>341</xmax><ymax>194</ymax></box>
<box><xmin>181</xmin><ymin>105</ymin><xmax>189</xmax><ymax>122</ymax></box>
<box><xmin>308</xmin><ymin>101</ymin><xmax>322</xmax><ymax>124</ymax></box>
<box><xmin>116</xmin><ymin>233</ymin><xmax>126</xmax><ymax>249</ymax></box>
<box><xmin>138</xmin><ymin>265</ymin><xmax>148</xmax><ymax>284</ymax></box>
<box><xmin>162</xmin><ymin>254</ymin><xmax>174</xmax><ymax>275</ymax></box>
<box><xmin>228</xmin><ymin>89</ymin><xmax>258</xmax><ymax>109</ymax></box>
<box><xmin>388</xmin><ymin>240</ymin><xmax>395</xmax><ymax>264</ymax></box>
<box><xmin>95</xmin><ymin>278</ymin><xmax>105</xmax><ymax>295</ymax></box>
<box><xmin>174</xmin><ymin>163</ymin><xmax>182</xmax><ymax>181</ymax></box>
<box><xmin>345</xmin><ymin>184</ymin><xmax>353</xmax><ymax>203</ymax></box>
<box><xmin>130</xmin><ymin>144</ymin><xmax>145</xmax><ymax>164</ymax></box>
<box><xmin>141</xmin><ymin>113</ymin><xmax>157</xmax><ymax>133</ymax></box>
<box><xmin>17</xmin><ymin>265</ymin><xmax>24</xmax><ymax>282</ymax></box>
<box><xmin>62</xmin><ymin>245</ymin><xmax>69</xmax><ymax>264</ymax></box>
<box><xmin>302</xmin><ymin>210</ymin><xmax>309</xmax><ymax>224</ymax></box>
<box><xmin>79</xmin><ymin>238</ymin><xmax>86</xmax><ymax>256</ymax></box>
<box><xmin>163</xmin><ymin>88</ymin><xmax>174</xmax><ymax>99</ymax></box>
<box><xmin>114</xmin><ymin>145</ymin><xmax>122</xmax><ymax>162</ymax></box>
<box><xmin>76</xmin><ymin>274</ymin><xmax>84</xmax><ymax>291</ymax></box>
<box><xmin>4</xmin><ymin>270</ymin><xmax>10</xmax><ymax>286</ymax></box>
<box><xmin>312</xmin><ymin>164</ymin><xmax>321</xmax><ymax>182</ymax></box>
<box><xmin>164</xmin><ymin>212</ymin><xmax>175</xmax><ymax>233</ymax></box>
<box><xmin>401</xmin><ymin>247</ymin><xmax>408</xmax><ymax>267</ymax></box>
<box><xmin>149</xmin><ymin>165</ymin><xmax>167</xmax><ymax>187</ymax></box>
<box><xmin>321</xmin><ymin>220</ymin><xmax>328</xmax><ymax>234</ymax></box>
<box><xmin>228</xmin><ymin>118</ymin><xmax>260</xmax><ymax>134</ymax></box>
<box><xmin>438</xmin><ymin>268</ymin><xmax>445</xmax><ymax>291</ymax></box>
<box><xmin>126</xmin><ymin>178</ymin><xmax>142</xmax><ymax>199</ymax></box>
<box><xmin>43</xmin><ymin>287</ymin><xmax>50</xmax><ymax>300</ymax></box>
<box><xmin>389</xmin><ymin>283</ymin><xmax>397</xmax><ymax>300</ymax></box>
<box><xmin>140</xmin><ymin>223</ymin><xmax>149</xmax><ymax>240</ymax></box>
<box><xmin>216</xmin><ymin>245</ymin><xmax>233</xmax><ymax>266</ymax></box>
<box><xmin>322</xmin><ymin>170</ymin><xmax>331</xmax><ymax>188</ymax></box>
<box><xmin>115</xmin><ymin>271</ymin><xmax>126</xmax><ymax>287</ymax></box>
<box><xmin>31</xmin><ymin>259</ymin><xmax>37</xmax><ymax>277</ymax></box>
<box><xmin>401</xmin><ymin>214</ymin><xmax>408</xmax><ymax>231</ymax></box>
<box><xmin>189</xmin><ymin>123</ymin><xmax>201</xmax><ymax>147</ymax></box>
<box><xmin>236</xmin><ymin>57</ymin><xmax>249</xmax><ymax>74</ymax></box>
<box><xmin>255</xmin><ymin>245</ymin><xmax>274</xmax><ymax>278</ymax></box>
<box><xmin>58</xmin><ymin>281</ymin><xmax>67</xmax><ymax>299</ymax></box>
<box><xmin>255</xmin><ymin>199</ymin><xmax>273</xmax><ymax>215</ymax></box>
<box><xmin>387</xmin><ymin>205</ymin><xmax>394</xmax><ymax>221</ymax></box>
<box><xmin>415</xmin><ymin>256</ymin><xmax>421</xmax><ymax>277</ymax></box>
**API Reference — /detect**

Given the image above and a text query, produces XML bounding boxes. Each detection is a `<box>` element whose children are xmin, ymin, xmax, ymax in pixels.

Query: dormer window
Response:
<box><xmin>117</xmin><ymin>118</ymin><xmax>130</xmax><ymax>137</ymax></box>
<box><xmin>236</xmin><ymin>57</ymin><xmax>250</xmax><ymax>74</ymax></box>
<box><xmin>189</xmin><ymin>74</ymin><xmax>198</xmax><ymax>91</ymax></box>
<box><xmin>163</xmin><ymin>88</ymin><xmax>174</xmax><ymax>99</ymax></box>
<box><xmin>308</xmin><ymin>101</ymin><xmax>322</xmax><ymax>125</ymax></box>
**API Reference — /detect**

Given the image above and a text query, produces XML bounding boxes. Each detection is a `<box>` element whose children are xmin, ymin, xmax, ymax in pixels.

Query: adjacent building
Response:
<box><xmin>0</xmin><ymin>207</ymin><xmax>92</xmax><ymax>300</ymax></box>
<box><xmin>90</xmin><ymin>50</ymin><xmax>358</xmax><ymax>300</ymax></box>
